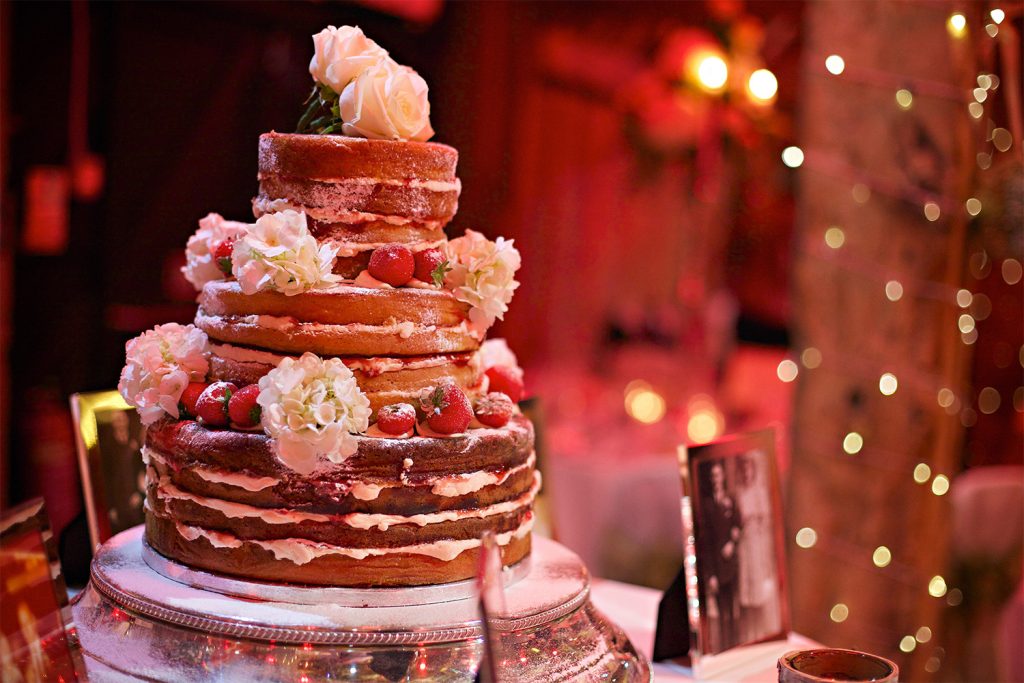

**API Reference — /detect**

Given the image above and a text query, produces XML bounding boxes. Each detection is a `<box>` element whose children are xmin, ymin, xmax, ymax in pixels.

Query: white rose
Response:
<box><xmin>257</xmin><ymin>352</ymin><xmax>371</xmax><ymax>475</ymax></box>
<box><xmin>118</xmin><ymin>323</ymin><xmax>210</xmax><ymax>425</ymax></box>
<box><xmin>444</xmin><ymin>230</ymin><xmax>521</xmax><ymax>337</ymax></box>
<box><xmin>309</xmin><ymin>25</ymin><xmax>388</xmax><ymax>94</ymax></box>
<box><xmin>182</xmin><ymin>213</ymin><xmax>248</xmax><ymax>291</ymax></box>
<box><xmin>339</xmin><ymin>59</ymin><xmax>435</xmax><ymax>142</ymax></box>
<box><xmin>231</xmin><ymin>210</ymin><xmax>341</xmax><ymax>296</ymax></box>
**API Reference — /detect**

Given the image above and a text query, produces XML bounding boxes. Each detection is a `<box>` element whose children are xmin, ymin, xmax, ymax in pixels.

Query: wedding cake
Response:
<box><xmin>118</xmin><ymin>26</ymin><xmax>537</xmax><ymax>587</ymax></box>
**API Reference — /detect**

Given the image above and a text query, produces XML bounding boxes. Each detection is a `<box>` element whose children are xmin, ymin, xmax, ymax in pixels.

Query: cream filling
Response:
<box><xmin>329</xmin><ymin>238</ymin><xmax>447</xmax><ymax>259</ymax></box>
<box><xmin>152</xmin><ymin>469</ymin><xmax>540</xmax><ymax>532</ymax></box>
<box><xmin>431</xmin><ymin>451</ymin><xmax>537</xmax><ymax>497</ymax></box>
<box><xmin>197</xmin><ymin>311</ymin><xmax>455</xmax><ymax>340</ymax></box>
<box><xmin>257</xmin><ymin>175</ymin><xmax>461</xmax><ymax>192</ymax></box>
<box><xmin>174</xmin><ymin>512</ymin><xmax>534</xmax><ymax>564</ymax></box>
<box><xmin>209</xmin><ymin>342</ymin><xmax>476</xmax><ymax>377</ymax></box>
<box><xmin>251</xmin><ymin>197</ymin><xmax>445</xmax><ymax>229</ymax></box>
<box><xmin>143</xmin><ymin>446</ymin><xmax>281</xmax><ymax>493</ymax></box>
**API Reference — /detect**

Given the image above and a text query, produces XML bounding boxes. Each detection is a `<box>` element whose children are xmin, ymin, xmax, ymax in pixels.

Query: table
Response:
<box><xmin>590</xmin><ymin>578</ymin><xmax>820</xmax><ymax>682</ymax></box>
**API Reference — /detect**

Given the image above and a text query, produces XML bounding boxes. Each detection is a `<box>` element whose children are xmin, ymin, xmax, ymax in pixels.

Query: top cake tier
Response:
<box><xmin>255</xmin><ymin>134</ymin><xmax>461</xmax><ymax>277</ymax></box>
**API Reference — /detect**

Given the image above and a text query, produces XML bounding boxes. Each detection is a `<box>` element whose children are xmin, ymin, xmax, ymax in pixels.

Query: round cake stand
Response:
<box><xmin>71</xmin><ymin>526</ymin><xmax>651</xmax><ymax>682</ymax></box>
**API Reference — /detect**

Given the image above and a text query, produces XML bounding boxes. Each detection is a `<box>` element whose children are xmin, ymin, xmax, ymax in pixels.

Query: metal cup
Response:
<box><xmin>778</xmin><ymin>648</ymin><xmax>899</xmax><ymax>682</ymax></box>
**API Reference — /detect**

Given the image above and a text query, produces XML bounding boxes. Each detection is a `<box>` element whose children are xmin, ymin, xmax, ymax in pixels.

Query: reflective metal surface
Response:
<box><xmin>73</xmin><ymin>526</ymin><xmax>652</xmax><ymax>681</ymax></box>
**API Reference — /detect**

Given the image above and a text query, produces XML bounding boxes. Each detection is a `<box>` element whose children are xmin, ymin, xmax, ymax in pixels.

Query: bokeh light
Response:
<box><xmin>795</xmin><ymin>527</ymin><xmax>817</xmax><ymax>549</ymax></box>
<box><xmin>782</xmin><ymin>146</ymin><xmax>804</xmax><ymax>168</ymax></box>
<box><xmin>946</xmin><ymin>12</ymin><xmax>967</xmax><ymax>38</ymax></box>
<box><xmin>913</xmin><ymin>463</ymin><xmax>932</xmax><ymax>484</ymax></box>
<box><xmin>747</xmin><ymin>69</ymin><xmax>778</xmax><ymax>102</ymax></box>
<box><xmin>801</xmin><ymin>347</ymin><xmax>822</xmax><ymax>369</ymax></box>
<box><xmin>696</xmin><ymin>54</ymin><xmax>728</xmax><ymax>91</ymax></box>
<box><xmin>931</xmin><ymin>475</ymin><xmax>950</xmax><ymax>496</ymax></box>
<box><xmin>777</xmin><ymin>359</ymin><xmax>799</xmax><ymax>382</ymax></box>
<box><xmin>825</xmin><ymin>54</ymin><xmax>845</xmax><ymax>75</ymax></box>
<box><xmin>928</xmin><ymin>575</ymin><xmax>947</xmax><ymax>597</ymax></box>
<box><xmin>842</xmin><ymin>432</ymin><xmax>863</xmax><ymax>455</ymax></box>
<box><xmin>624</xmin><ymin>382</ymin><xmax>666</xmax><ymax>424</ymax></box>
<box><xmin>824</xmin><ymin>226</ymin><xmax>845</xmax><ymax>249</ymax></box>
<box><xmin>872</xmin><ymin>546</ymin><xmax>892</xmax><ymax>568</ymax></box>
<box><xmin>830</xmin><ymin>604</ymin><xmax>849</xmax><ymax>623</ymax></box>
<box><xmin>879</xmin><ymin>373</ymin><xmax>898</xmax><ymax>396</ymax></box>
<box><xmin>885</xmin><ymin>280</ymin><xmax>903</xmax><ymax>301</ymax></box>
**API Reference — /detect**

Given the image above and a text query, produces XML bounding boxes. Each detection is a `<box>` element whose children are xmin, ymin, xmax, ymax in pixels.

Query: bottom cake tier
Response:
<box><xmin>72</xmin><ymin>526</ymin><xmax>652</xmax><ymax>682</ymax></box>
<box><xmin>142</xmin><ymin>415</ymin><xmax>538</xmax><ymax>587</ymax></box>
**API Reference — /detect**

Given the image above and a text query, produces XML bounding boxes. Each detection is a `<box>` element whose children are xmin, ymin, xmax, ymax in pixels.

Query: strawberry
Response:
<box><xmin>179</xmin><ymin>381</ymin><xmax>210</xmax><ymax>418</ymax></box>
<box><xmin>368</xmin><ymin>244</ymin><xmax>415</xmax><ymax>286</ymax></box>
<box><xmin>376</xmin><ymin>403</ymin><xmax>417</xmax><ymax>435</ymax></box>
<box><xmin>475</xmin><ymin>392</ymin><xmax>514</xmax><ymax>428</ymax></box>
<box><xmin>485</xmin><ymin>366</ymin><xmax>524</xmax><ymax>403</ymax></box>
<box><xmin>195</xmin><ymin>381</ymin><xmax>237</xmax><ymax>428</ymax></box>
<box><xmin>228</xmin><ymin>384</ymin><xmax>262</xmax><ymax>428</ymax></box>
<box><xmin>413</xmin><ymin>248</ymin><xmax>451</xmax><ymax>286</ymax></box>
<box><xmin>211</xmin><ymin>240</ymin><xmax>234</xmax><ymax>276</ymax></box>
<box><xmin>420</xmin><ymin>382</ymin><xmax>472</xmax><ymax>435</ymax></box>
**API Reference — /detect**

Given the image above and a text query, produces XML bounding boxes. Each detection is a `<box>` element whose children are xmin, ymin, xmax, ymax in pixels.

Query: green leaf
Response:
<box><xmin>217</xmin><ymin>257</ymin><xmax>232</xmax><ymax>276</ymax></box>
<box><xmin>249</xmin><ymin>404</ymin><xmax>262</xmax><ymax>424</ymax></box>
<box><xmin>431</xmin><ymin>260</ymin><xmax>452</xmax><ymax>287</ymax></box>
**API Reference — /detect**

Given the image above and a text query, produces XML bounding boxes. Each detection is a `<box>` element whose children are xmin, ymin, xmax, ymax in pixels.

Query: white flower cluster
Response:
<box><xmin>231</xmin><ymin>210</ymin><xmax>341</xmax><ymax>297</ymax></box>
<box><xmin>118</xmin><ymin>323</ymin><xmax>210</xmax><ymax>425</ymax></box>
<box><xmin>444</xmin><ymin>230</ymin><xmax>522</xmax><ymax>337</ymax></box>
<box><xmin>257</xmin><ymin>352</ymin><xmax>371</xmax><ymax>475</ymax></box>
<box><xmin>181</xmin><ymin>213</ymin><xmax>248</xmax><ymax>290</ymax></box>
<box><xmin>309</xmin><ymin>25</ymin><xmax>433</xmax><ymax>142</ymax></box>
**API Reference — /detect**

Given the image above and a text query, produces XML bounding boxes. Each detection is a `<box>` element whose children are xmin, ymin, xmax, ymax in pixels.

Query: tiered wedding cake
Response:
<box><xmin>118</xmin><ymin>26</ymin><xmax>536</xmax><ymax>587</ymax></box>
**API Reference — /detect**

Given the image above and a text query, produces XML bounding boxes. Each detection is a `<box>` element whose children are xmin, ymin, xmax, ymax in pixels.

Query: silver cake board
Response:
<box><xmin>71</xmin><ymin>525</ymin><xmax>652</xmax><ymax>681</ymax></box>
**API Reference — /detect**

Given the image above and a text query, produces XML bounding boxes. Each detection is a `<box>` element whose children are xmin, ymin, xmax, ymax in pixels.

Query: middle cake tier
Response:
<box><xmin>195</xmin><ymin>281</ymin><xmax>485</xmax><ymax>416</ymax></box>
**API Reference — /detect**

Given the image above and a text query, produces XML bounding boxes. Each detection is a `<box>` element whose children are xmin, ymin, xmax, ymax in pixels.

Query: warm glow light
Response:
<box><xmin>781</xmin><ymin>146</ymin><xmax>804</xmax><ymax>168</ymax></box>
<box><xmin>842</xmin><ymin>432</ymin><xmax>864</xmax><ymax>455</ymax></box>
<box><xmin>747</xmin><ymin>69</ymin><xmax>778</xmax><ymax>102</ymax></box>
<box><xmin>991</xmin><ymin>8</ymin><xmax>1005</xmax><ymax>24</ymax></box>
<box><xmin>885</xmin><ymin>280</ymin><xmax>904</xmax><ymax>301</ymax></box>
<box><xmin>824</xmin><ymin>226</ymin><xmax>845</xmax><ymax>249</ymax></box>
<box><xmin>947</xmin><ymin>12</ymin><xmax>967</xmax><ymax>37</ymax></box>
<box><xmin>777</xmin><ymin>359</ymin><xmax>799</xmax><ymax>382</ymax></box>
<box><xmin>914</xmin><ymin>463</ymin><xmax>932</xmax><ymax>484</ymax></box>
<box><xmin>965</xmin><ymin>197</ymin><xmax>982</xmax><ymax>216</ymax></box>
<box><xmin>932</xmin><ymin>475</ymin><xmax>950</xmax><ymax>496</ymax></box>
<box><xmin>873</xmin><ymin>546</ymin><xmax>892</xmax><ymax>568</ymax></box>
<box><xmin>825</xmin><ymin>54</ymin><xmax>846</xmax><ymax>75</ymax></box>
<box><xmin>929</xmin><ymin>575</ymin><xmax>948</xmax><ymax>597</ymax></box>
<box><xmin>974</xmin><ymin>87</ymin><xmax>988</xmax><ymax>103</ymax></box>
<box><xmin>978</xmin><ymin>387</ymin><xmax>1001</xmax><ymax>414</ymax></box>
<box><xmin>947</xmin><ymin>588</ymin><xmax>964</xmax><ymax>606</ymax></box>
<box><xmin>978</xmin><ymin>152</ymin><xmax>992</xmax><ymax>170</ymax></box>
<box><xmin>1002</xmin><ymin>258</ymin><xmax>1023</xmax><ymax>285</ymax></box>
<box><xmin>978</xmin><ymin>74</ymin><xmax>993</xmax><ymax>89</ymax></box>
<box><xmin>687</xmin><ymin>409</ymin><xmax>723</xmax><ymax>444</ymax></box>
<box><xmin>801</xmin><ymin>347</ymin><xmax>822</xmax><ymax>369</ymax></box>
<box><xmin>625</xmin><ymin>384</ymin><xmax>666</xmax><ymax>424</ymax></box>
<box><xmin>900</xmin><ymin>635</ymin><xmax>917</xmax><ymax>653</ymax></box>
<box><xmin>851</xmin><ymin>183</ymin><xmax>871</xmax><ymax>203</ymax></box>
<box><xmin>926</xmin><ymin>657</ymin><xmax>942</xmax><ymax>673</ymax></box>
<box><xmin>696</xmin><ymin>55</ymin><xmax>729</xmax><ymax>91</ymax></box>
<box><xmin>916</xmin><ymin>627</ymin><xmax>932</xmax><ymax>643</ymax></box>
<box><xmin>956</xmin><ymin>289</ymin><xmax>973</xmax><ymax>308</ymax></box>
<box><xmin>879</xmin><ymin>373</ymin><xmax>898</xmax><ymax>396</ymax></box>
<box><xmin>895</xmin><ymin>89</ymin><xmax>913</xmax><ymax>109</ymax></box>
<box><xmin>958</xmin><ymin>313</ymin><xmax>976</xmax><ymax>334</ymax></box>
<box><xmin>969</xmin><ymin>102</ymin><xmax>984</xmax><ymax>118</ymax></box>
<box><xmin>795</xmin><ymin>527</ymin><xmax>817</xmax><ymax>548</ymax></box>
<box><xmin>992</xmin><ymin>128</ymin><xmax>1013</xmax><ymax>152</ymax></box>
<box><xmin>830</xmin><ymin>604</ymin><xmax>849</xmax><ymax>623</ymax></box>
<box><xmin>924</xmin><ymin>202</ymin><xmax>941</xmax><ymax>221</ymax></box>
<box><xmin>986</xmin><ymin>23</ymin><xmax>999</xmax><ymax>37</ymax></box>
<box><xmin>937</xmin><ymin>388</ymin><xmax>955</xmax><ymax>409</ymax></box>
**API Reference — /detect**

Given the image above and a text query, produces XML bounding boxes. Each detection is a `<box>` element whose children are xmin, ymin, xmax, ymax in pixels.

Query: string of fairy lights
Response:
<box><xmin>778</xmin><ymin>6</ymin><xmax>1020</xmax><ymax>674</ymax></box>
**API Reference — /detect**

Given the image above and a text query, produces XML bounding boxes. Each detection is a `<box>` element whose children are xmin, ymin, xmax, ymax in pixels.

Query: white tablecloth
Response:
<box><xmin>590</xmin><ymin>578</ymin><xmax>820</xmax><ymax>682</ymax></box>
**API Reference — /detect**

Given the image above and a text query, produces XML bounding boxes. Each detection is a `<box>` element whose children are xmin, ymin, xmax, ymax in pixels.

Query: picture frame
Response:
<box><xmin>69</xmin><ymin>390</ymin><xmax>147</xmax><ymax>548</ymax></box>
<box><xmin>678</xmin><ymin>427</ymin><xmax>790</xmax><ymax>667</ymax></box>
<box><xmin>0</xmin><ymin>497</ymin><xmax>86</xmax><ymax>681</ymax></box>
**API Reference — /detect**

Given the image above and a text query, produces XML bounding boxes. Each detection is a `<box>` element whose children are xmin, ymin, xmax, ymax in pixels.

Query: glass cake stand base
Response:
<box><xmin>71</xmin><ymin>526</ymin><xmax>651</xmax><ymax>682</ymax></box>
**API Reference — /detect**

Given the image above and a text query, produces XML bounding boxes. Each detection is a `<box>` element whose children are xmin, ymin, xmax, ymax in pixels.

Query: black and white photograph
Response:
<box><xmin>687</xmin><ymin>429</ymin><xmax>788</xmax><ymax>655</ymax></box>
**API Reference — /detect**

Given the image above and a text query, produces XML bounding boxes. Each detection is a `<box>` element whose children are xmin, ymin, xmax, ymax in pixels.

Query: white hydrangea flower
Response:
<box><xmin>231</xmin><ymin>210</ymin><xmax>341</xmax><ymax>296</ymax></box>
<box><xmin>309</xmin><ymin>25</ymin><xmax>388</xmax><ymax>94</ymax></box>
<box><xmin>257</xmin><ymin>352</ymin><xmax>371</xmax><ymax>475</ymax></box>
<box><xmin>444</xmin><ymin>230</ymin><xmax>521</xmax><ymax>337</ymax></box>
<box><xmin>182</xmin><ymin>213</ymin><xmax>248</xmax><ymax>291</ymax></box>
<box><xmin>118</xmin><ymin>324</ymin><xmax>210</xmax><ymax>425</ymax></box>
